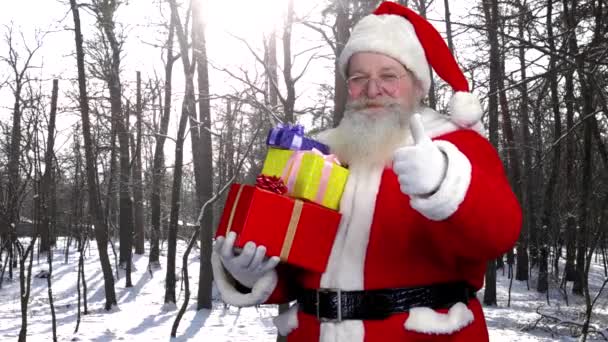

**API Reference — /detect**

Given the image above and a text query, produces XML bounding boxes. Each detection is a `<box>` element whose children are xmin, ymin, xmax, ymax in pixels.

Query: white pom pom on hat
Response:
<box><xmin>339</xmin><ymin>1</ymin><xmax>483</xmax><ymax>127</ymax></box>
<box><xmin>448</xmin><ymin>92</ymin><xmax>483</xmax><ymax>127</ymax></box>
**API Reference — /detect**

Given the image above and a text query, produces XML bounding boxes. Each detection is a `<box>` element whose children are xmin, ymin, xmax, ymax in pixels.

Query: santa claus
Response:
<box><xmin>211</xmin><ymin>2</ymin><xmax>522</xmax><ymax>341</ymax></box>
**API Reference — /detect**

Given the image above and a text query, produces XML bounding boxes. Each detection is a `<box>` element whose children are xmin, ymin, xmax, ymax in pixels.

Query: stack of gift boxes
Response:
<box><xmin>215</xmin><ymin>124</ymin><xmax>348</xmax><ymax>273</ymax></box>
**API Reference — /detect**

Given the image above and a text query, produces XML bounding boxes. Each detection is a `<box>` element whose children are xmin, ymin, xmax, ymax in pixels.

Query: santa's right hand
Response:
<box><xmin>214</xmin><ymin>232</ymin><xmax>280</xmax><ymax>288</ymax></box>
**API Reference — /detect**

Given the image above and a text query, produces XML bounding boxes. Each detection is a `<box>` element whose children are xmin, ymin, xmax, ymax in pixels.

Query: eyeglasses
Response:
<box><xmin>346</xmin><ymin>72</ymin><xmax>409</xmax><ymax>96</ymax></box>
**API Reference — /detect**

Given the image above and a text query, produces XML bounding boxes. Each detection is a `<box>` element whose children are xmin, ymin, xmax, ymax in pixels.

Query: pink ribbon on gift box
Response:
<box><xmin>281</xmin><ymin>148</ymin><xmax>341</xmax><ymax>205</ymax></box>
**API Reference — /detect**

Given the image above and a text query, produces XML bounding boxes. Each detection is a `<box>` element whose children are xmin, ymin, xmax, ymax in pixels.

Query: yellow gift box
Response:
<box><xmin>261</xmin><ymin>147</ymin><xmax>349</xmax><ymax>210</ymax></box>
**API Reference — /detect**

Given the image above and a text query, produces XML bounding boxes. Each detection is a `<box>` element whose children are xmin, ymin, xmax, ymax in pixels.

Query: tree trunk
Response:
<box><xmin>490</xmin><ymin>0</ymin><xmax>524</xmax><ymax>284</ymax></box>
<box><xmin>70</xmin><ymin>0</ymin><xmax>117</xmax><ymax>310</ymax></box>
<box><xmin>105</xmin><ymin>117</ymin><xmax>119</xmax><ymax>241</ymax></box>
<box><xmin>516</xmin><ymin>2</ymin><xmax>538</xmax><ymax>272</ymax></box>
<box><xmin>266</xmin><ymin>28</ymin><xmax>279</xmax><ymax>111</ymax></box>
<box><xmin>6</xmin><ymin>63</ymin><xmax>23</xmax><ymax>283</ymax></box>
<box><xmin>40</xmin><ymin>80</ymin><xmax>58</xmax><ymax>254</ymax></box>
<box><xmin>133</xmin><ymin>71</ymin><xmax>145</xmax><ymax>255</ymax></box>
<box><xmin>192</xmin><ymin>0</ymin><xmax>215</xmax><ymax>310</ymax></box>
<box><xmin>481</xmin><ymin>0</ymin><xmax>500</xmax><ymax>155</ymax></box>
<box><xmin>564</xmin><ymin>69</ymin><xmax>577</xmax><ymax>283</ymax></box>
<box><xmin>481</xmin><ymin>0</ymin><xmax>501</xmax><ymax>305</ymax></box>
<box><xmin>443</xmin><ymin>0</ymin><xmax>454</xmax><ymax>54</ymax></box>
<box><xmin>165</xmin><ymin>0</ymin><xmax>195</xmax><ymax>305</ymax></box>
<box><xmin>563</xmin><ymin>0</ymin><xmax>594</xmax><ymax>296</ymax></box>
<box><xmin>220</xmin><ymin>99</ymin><xmax>236</xmax><ymax>185</ymax></box>
<box><xmin>413</xmin><ymin>0</ymin><xmax>436</xmax><ymax>108</ymax></box>
<box><xmin>18</xmin><ymin>239</ymin><xmax>37</xmax><ymax>342</ymax></box>
<box><xmin>495</xmin><ymin>7</ymin><xmax>526</xmax><ymax>282</ymax></box>
<box><xmin>96</xmin><ymin>2</ymin><xmax>134</xmax><ymax>281</ymax></box>
<box><xmin>282</xmin><ymin>0</ymin><xmax>296</xmax><ymax>123</ymax></box>
<box><xmin>164</xmin><ymin>82</ymin><xmax>191</xmax><ymax>305</ymax></box>
<box><xmin>538</xmin><ymin>0</ymin><xmax>562</xmax><ymax>293</ymax></box>
<box><xmin>41</xmin><ymin>79</ymin><xmax>59</xmax><ymax>341</ymax></box>
<box><xmin>149</xmin><ymin>15</ymin><xmax>175</xmax><ymax>267</ymax></box>
<box><xmin>332</xmin><ymin>0</ymin><xmax>349</xmax><ymax>127</ymax></box>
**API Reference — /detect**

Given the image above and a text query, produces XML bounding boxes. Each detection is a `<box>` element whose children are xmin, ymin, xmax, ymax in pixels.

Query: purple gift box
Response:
<box><xmin>266</xmin><ymin>124</ymin><xmax>330</xmax><ymax>154</ymax></box>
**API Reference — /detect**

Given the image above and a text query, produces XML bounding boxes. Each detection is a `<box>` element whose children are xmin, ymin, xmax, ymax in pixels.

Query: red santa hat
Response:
<box><xmin>338</xmin><ymin>1</ymin><xmax>482</xmax><ymax>127</ymax></box>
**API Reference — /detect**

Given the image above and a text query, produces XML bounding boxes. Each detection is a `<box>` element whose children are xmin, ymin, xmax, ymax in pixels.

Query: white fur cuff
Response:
<box><xmin>410</xmin><ymin>140</ymin><xmax>471</xmax><ymax>220</ymax></box>
<box><xmin>404</xmin><ymin>302</ymin><xmax>474</xmax><ymax>334</ymax></box>
<box><xmin>211</xmin><ymin>251</ymin><xmax>278</xmax><ymax>307</ymax></box>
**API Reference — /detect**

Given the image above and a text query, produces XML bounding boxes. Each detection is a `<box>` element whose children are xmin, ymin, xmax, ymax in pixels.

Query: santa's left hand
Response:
<box><xmin>393</xmin><ymin>114</ymin><xmax>447</xmax><ymax>196</ymax></box>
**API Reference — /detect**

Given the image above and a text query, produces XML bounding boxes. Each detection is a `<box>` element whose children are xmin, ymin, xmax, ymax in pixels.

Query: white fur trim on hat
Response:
<box><xmin>273</xmin><ymin>303</ymin><xmax>299</xmax><ymax>336</ymax></box>
<box><xmin>448</xmin><ymin>92</ymin><xmax>483</xmax><ymax>127</ymax></box>
<box><xmin>410</xmin><ymin>139</ymin><xmax>471</xmax><ymax>221</ymax></box>
<box><xmin>404</xmin><ymin>302</ymin><xmax>474</xmax><ymax>334</ymax></box>
<box><xmin>338</xmin><ymin>14</ymin><xmax>431</xmax><ymax>93</ymax></box>
<box><xmin>211</xmin><ymin>251</ymin><xmax>277</xmax><ymax>307</ymax></box>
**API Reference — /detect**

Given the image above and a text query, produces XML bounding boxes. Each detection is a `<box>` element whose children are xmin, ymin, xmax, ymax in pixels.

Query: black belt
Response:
<box><xmin>297</xmin><ymin>281</ymin><xmax>476</xmax><ymax>322</ymax></box>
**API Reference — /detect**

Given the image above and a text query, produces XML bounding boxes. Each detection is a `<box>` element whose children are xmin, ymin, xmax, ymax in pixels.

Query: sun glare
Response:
<box><xmin>207</xmin><ymin>0</ymin><xmax>286</xmax><ymax>38</ymax></box>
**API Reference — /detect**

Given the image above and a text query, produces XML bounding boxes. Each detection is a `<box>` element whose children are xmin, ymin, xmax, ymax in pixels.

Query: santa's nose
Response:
<box><xmin>366</xmin><ymin>79</ymin><xmax>383</xmax><ymax>99</ymax></box>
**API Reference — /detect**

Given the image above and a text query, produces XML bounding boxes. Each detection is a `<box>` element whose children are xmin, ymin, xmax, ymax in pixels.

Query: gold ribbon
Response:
<box><xmin>280</xmin><ymin>199</ymin><xmax>303</xmax><ymax>260</ymax></box>
<box><xmin>225</xmin><ymin>184</ymin><xmax>245</xmax><ymax>235</ymax></box>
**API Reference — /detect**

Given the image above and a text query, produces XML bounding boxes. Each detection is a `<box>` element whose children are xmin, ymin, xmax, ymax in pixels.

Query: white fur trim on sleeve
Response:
<box><xmin>404</xmin><ymin>302</ymin><xmax>474</xmax><ymax>334</ymax></box>
<box><xmin>410</xmin><ymin>140</ymin><xmax>471</xmax><ymax>221</ymax></box>
<box><xmin>211</xmin><ymin>251</ymin><xmax>277</xmax><ymax>307</ymax></box>
<box><xmin>273</xmin><ymin>303</ymin><xmax>299</xmax><ymax>336</ymax></box>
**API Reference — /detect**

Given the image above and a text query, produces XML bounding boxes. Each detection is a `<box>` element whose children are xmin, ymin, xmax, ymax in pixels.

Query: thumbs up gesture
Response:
<box><xmin>393</xmin><ymin>114</ymin><xmax>447</xmax><ymax>196</ymax></box>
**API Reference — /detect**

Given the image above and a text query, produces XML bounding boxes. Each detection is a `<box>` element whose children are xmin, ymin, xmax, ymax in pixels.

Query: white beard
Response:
<box><xmin>326</xmin><ymin>99</ymin><xmax>417</xmax><ymax>168</ymax></box>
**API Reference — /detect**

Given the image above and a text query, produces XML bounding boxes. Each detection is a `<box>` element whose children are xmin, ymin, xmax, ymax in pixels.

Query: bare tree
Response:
<box><xmin>133</xmin><ymin>71</ymin><xmax>145</xmax><ymax>255</ymax></box>
<box><xmin>17</xmin><ymin>234</ymin><xmax>37</xmax><ymax>342</ymax></box>
<box><xmin>164</xmin><ymin>0</ymin><xmax>196</xmax><ymax>305</ymax></box>
<box><xmin>70</xmin><ymin>0</ymin><xmax>117</xmax><ymax>310</ymax></box>
<box><xmin>41</xmin><ymin>79</ymin><xmax>59</xmax><ymax>342</ymax></box>
<box><xmin>538</xmin><ymin>0</ymin><xmax>561</xmax><ymax>294</ymax></box>
<box><xmin>191</xmin><ymin>0</ymin><xmax>215</xmax><ymax>310</ymax></box>
<box><xmin>481</xmin><ymin>0</ymin><xmax>501</xmax><ymax>306</ymax></box>
<box><xmin>91</xmin><ymin>0</ymin><xmax>134</xmax><ymax>288</ymax></box>
<box><xmin>564</xmin><ymin>0</ymin><xmax>589</xmax><ymax>296</ymax></box>
<box><xmin>71</xmin><ymin>125</ymin><xmax>89</xmax><ymax>334</ymax></box>
<box><xmin>149</xmin><ymin>13</ymin><xmax>176</xmax><ymax>267</ymax></box>
<box><xmin>171</xmin><ymin>127</ymin><xmax>260</xmax><ymax>337</ymax></box>
<box><xmin>411</xmin><ymin>0</ymin><xmax>436</xmax><ymax>108</ymax></box>
<box><xmin>0</xmin><ymin>24</ymin><xmax>44</xmax><ymax>279</ymax></box>
<box><xmin>304</xmin><ymin>0</ymin><xmax>361</xmax><ymax>127</ymax></box>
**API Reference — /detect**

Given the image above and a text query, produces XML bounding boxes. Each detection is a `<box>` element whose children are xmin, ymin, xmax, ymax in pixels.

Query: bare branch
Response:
<box><xmin>171</xmin><ymin>125</ymin><xmax>263</xmax><ymax>338</ymax></box>
<box><xmin>301</xmin><ymin>21</ymin><xmax>336</xmax><ymax>54</ymax></box>
<box><xmin>230</xmin><ymin>33</ymin><xmax>287</xmax><ymax>105</ymax></box>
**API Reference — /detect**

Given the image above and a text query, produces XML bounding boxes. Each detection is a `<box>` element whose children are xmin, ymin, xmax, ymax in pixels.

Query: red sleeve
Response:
<box><xmin>427</xmin><ymin>130</ymin><xmax>522</xmax><ymax>260</ymax></box>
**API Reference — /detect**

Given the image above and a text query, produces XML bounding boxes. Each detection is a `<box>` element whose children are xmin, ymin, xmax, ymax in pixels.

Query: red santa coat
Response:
<box><xmin>212</xmin><ymin>109</ymin><xmax>522</xmax><ymax>342</ymax></box>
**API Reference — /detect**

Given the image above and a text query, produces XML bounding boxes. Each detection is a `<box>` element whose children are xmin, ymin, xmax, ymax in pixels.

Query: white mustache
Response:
<box><xmin>346</xmin><ymin>98</ymin><xmax>400</xmax><ymax>111</ymax></box>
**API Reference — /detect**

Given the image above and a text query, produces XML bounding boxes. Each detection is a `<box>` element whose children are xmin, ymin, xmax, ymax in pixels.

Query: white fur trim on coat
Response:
<box><xmin>338</xmin><ymin>14</ymin><xmax>431</xmax><ymax>93</ymax></box>
<box><xmin>211</xmin><ymin>251</ymin><xmax>277</xmax><ymax>307</ymax></box>
<box><xmin>404</xmin><ymin>302</ymin><xmax>474</xmax><ymax>334</ymax></box>
<box><xmin>273</xmin><ymin>303</ymin><xmax>299</xmax><ymax>336</ymax></box>
<box><xmin>410</xmin><ymin>140</ymin><xmax>472</xmax><ymax>221</ymax></box>
<box><xmin>318</xmin><ymin>164</ymin><xmax>385</xmax><ymax>342</ymax></box>
<box><xmin>448</xmin><ymin>92</ymin><xmax>483</xmax><ymax>128</ymax></box>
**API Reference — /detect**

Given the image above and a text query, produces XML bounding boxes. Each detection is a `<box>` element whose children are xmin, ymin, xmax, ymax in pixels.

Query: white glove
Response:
<box><xmin>214</xmin><ymin>231</ymin><xmax>280</xmax><ymax>288</ymax></box>
<box><xmin>393</xmin><ymin>114</ymin><xmax>447</xmax><ymax>196</ymax></box>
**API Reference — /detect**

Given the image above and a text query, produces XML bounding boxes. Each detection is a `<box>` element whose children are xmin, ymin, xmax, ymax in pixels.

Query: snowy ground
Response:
<box><xmin>1</xmin><ymin>238</ymin><xmax>607</xmax><ymax>341</ymax></box>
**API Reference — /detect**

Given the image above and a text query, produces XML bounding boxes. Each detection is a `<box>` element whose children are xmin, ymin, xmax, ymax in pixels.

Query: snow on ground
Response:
<box><xmin>1</xmin><ymin>238</ymin><xmax>607</xmax><ymax>341</ymax></box>
<box><xmin>483</xmin><ymin>260</ymin><xmax>608</xmax><ymax>341</ymax></box>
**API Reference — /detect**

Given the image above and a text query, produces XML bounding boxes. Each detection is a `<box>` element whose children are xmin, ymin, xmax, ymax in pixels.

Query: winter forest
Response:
<box><xmin>0</xmin><ymin>0</ymin><xmax>607</xmax><ymax>341</ymax></box>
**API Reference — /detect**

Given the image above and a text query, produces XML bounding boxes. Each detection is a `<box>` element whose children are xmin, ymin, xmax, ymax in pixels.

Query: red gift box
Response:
<box><xmin>215</xmin><ymin>183</ymin><xmax>341</xmax><ymax>273</ymax></box>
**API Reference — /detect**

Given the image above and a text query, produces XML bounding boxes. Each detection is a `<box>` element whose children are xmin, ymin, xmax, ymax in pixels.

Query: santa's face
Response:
<box><xmin>346</xmin><ymin>52</ymin><xmax>423</xmax><ymax>117</ymax></box>
<box><xmin>329</xmin><ymin>52</ymin><xmax>423</xmax><ymax>167</ymax></box>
